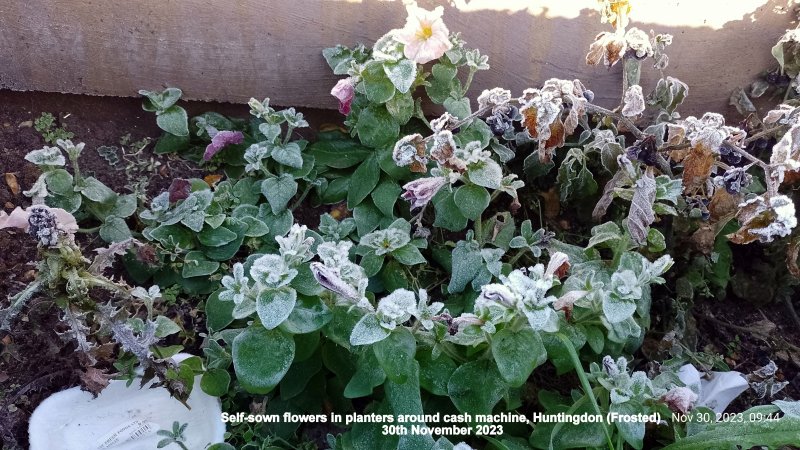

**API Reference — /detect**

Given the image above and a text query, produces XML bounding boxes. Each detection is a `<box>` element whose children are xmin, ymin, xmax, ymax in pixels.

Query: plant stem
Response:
<box><xmin>557</xmin><ymin>332</ymin><xmax>615</xmax><ymax>450</ymax></box>
<box><xmin>462</xmin><ymin>67</ymin><xmax>477</xmax><ymax>96</ymax></box>
<box><xmin>289</xmin><ymin>181</ymin><xmax>316</xmax><ymax>211</ymax></box>
<box><xmin>585</xmin><ymin>103</ymin><xmax>646</xmax><ymax>140</ymax></box>
<box><xmin>0</xmin><ymin>280</ymin><xmax>43</xmax><ymax>331</ymax></box>
<box><xmin>77</xmin><ymin>226</ymin><xmax>101</xmax><ymax>234</ymax></box>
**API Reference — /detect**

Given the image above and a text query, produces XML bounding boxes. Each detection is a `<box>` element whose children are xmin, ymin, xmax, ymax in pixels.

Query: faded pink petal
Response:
<box><xmin>401</xmin><ymin>177</ymin><xmax>447</xmax><ymax>210</ymax></box>
<box><xmin>662</xmin><ymin>386</ymin><xmax>698</xmax><ymax>414</ymax></box>
<box><xmin>0</xmin><ymin>206</ymin><xmax>77</xmax><ymax>234</ymax></box>
<box><xmin>394</xmin><ymin>5</ymin><xmax>452</xmax><ymax>64</ymax></box>
<box><xmin>331</xmin><ymin>78</ymin><xmax>355</xmax><ymax>115</ymax></box>
<box><xmin>203</xmin><ymin>130</ymin><xmax>244</xmax><ymax>161</ymax></box>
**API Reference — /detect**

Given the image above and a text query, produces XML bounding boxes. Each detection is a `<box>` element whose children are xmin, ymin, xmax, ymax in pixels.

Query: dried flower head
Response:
<box><xmin>393</xmin><ymin>134</ymin><xmax>428</xmax><ymax>173</ymax></box>
<box><xmin>728</xmin><ymin>194</ymin><xmax>797</xmax><ymax>244</ymax></box>
<box><xmin>661</xmin><ymin>386</ymin><xmax>698</xmax><ymax>414</ymax></box>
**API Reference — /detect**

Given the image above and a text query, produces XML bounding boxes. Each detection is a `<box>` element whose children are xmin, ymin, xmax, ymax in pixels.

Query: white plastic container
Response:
<box><xmin>678</xmin><ymin>364</ymin><xmax>749</xmax><ymax>414</ymax></box>
<box><xmin>29</xmin><ymin>355</ymin><xmax>225</xmax><ymax>450</ymax></box>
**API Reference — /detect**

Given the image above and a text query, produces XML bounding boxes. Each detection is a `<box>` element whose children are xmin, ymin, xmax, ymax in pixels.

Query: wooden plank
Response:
<box><xmin>0</xmin><ymin>0</ymin><xmax>795</xmax><ymax>117</ymax></box>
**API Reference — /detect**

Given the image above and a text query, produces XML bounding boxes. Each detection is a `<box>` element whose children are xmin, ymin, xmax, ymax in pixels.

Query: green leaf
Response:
<box><xmin>453</xmin><ymin>184</ymin><xmax>490</xmax><ymax>220</ymax></box>
<box><xmin>418</xmin><ymin>350</ymin><xmax>456</xmax><ymax>396</ymax></box>
<box><xmin>433</xmin><ymin>190</ymin><xmax>468</xmax><ymax>232</ymax></box>
<box><xmin>663</xmin><ymin>406</ymin><xmax>800</xmax><ymax>450</ymax></box>
<box><xmin>491</xmin><ymin>327</ymin><xmax>546</xmax><ymax>387</ymax></box>
<box><xmin>371</xmin><ymin>178</ymin><xmax>402</xmax><ymax>217</ymax></box>
<box><xmin>156</xmin><ymin>105</ymin><xmax>189</xmax><ymax>136</ymax></box>
<box><xmin>447</xmin><ymin>359</ymin><xmax>506</xmax><ymax>416</ymax></box>
<box><xmin>347</xmin><ymin>154</ymin><xmax>380</xmax><ymax>208</ymax></box>
<box><xmin>99</xmin><ymin>216</ymin><xmax>131</xmax><ymax>242</ymax></box>
<box><xmin>385</xmin><ymin>92</ymin><xmax>415</xmax><ymax>124</ymax></box>
<box><xmin>154</xmin><ymin>132</ymin><xmax>190</xmax><ymax>154</ymax></box>
<box><xmin>384</xmin><ymin>362</ymin><xmax>436</xmax><ymax>450</ymax></box>
<box><xmin>309</xmin><ymin>136</ymin><xmax>371</xmax><ymax>168</ymax></box>
<box><xmin>197</xmin><ymin>225</ymin><xmax>238</xmax><ymax>247</ymax></box>
<box><xmin>154</xmin><ymin>315</ymin><xmax>181</xmax><ymax>337</ymax></box>
<box><xmin>344</xmin><ymin>349</ymin><xmax>386</xmax><ymax>398</ymax></box>
<box><xmin>468</xmin><ymin>159</ymin><xmax>503</xmax><ymax>189</ymax></box>
<box><xmin>443</xmin><ymin>97</ymin><xmax>471</xmax><ymax>120</ymax></box>
<box><xmin>281</xmin><ymin>295</ymin><xmax>332</xmax><ymax>334</ymax></box>
<box><xmin>207</xmin><ymin>445</ymin><xmax>236</xmax><ymax>450</ymax></box>
<box><xmin>447</xmin><ymin>239</ymin><xmax>482</xmax><ymax>294</ymax></box>
<box><xmin>384</xmin><ymin>59</ymin><xmax>417</xmax><ymax>94</ymax></box>
<box><xmin>110</xmin><ymin>194</ymin><xmax>137</xmax><ymax>218</ymax></box>
<box><xmin>280</xmin><ymin>349</ymin><xmax>323</xmax><ymax>400</ymax></box>
<box><xmin>232</xmin><ymin>326</ymin><xmax>295</xmax><ymax>394</ymax></box>
<box><xmin>256</xmin><ymin>288</ymin><xmax>297</xmax><ymax>330</ymax></box>
<box><xmin>360</xmin><ymin>251</ymin><xmax>385</xmax><ymax>277</ymax></box>
<box><xmin>182</xmin><ymin>251</ymin><xmax>220</xmax><ymax>278</ymax></box>
<box><xmin>205</xmin><ymin>289</ymin><xmax>234</xmax><ymax>332</ymax></box>
<box><xmin>611</xmin><ymin>402</ymin><xmax>645</xmax><ymax>449</ymax></box>
<box><xmin>373</xmin><ymin>327</ymin><xmax>416</xmax><ymax>384</ymax></box>
<box><xmin>46</xmin><ymin>169</ymin><xmax>73</xmax><ymax>195</ymax></box>
<box><xmin>149</xmin><ymin>224</ymin><xmax>195</xmax><ymax>250</ymax></box>
<box><xmin>200</xmin><ymin>368</ymin><xmax>231</xmax><ymax>396</ymax></box>
<box><xmin>362</xmin><ymin>61</ymin><xmax>396</xmax><ymax>104</ymax></box>
<box><xmin>391</xmin><ymin>244</ymin><xmax>426</xmax><ymax>266</ymax></box>
<box><xmin>356</xmin><ymin>105</ymin><xmax>400</xmax><ymax>149</ymax></box>
<box><xmin>76</xmin><ymin>176</ymin><xmax>116</xmax><ymax>203</ymax></box>
<box><xmin>262</xmin><ymin>174</ymin><xmax>298</xmax><ymax>214</ymax></box>
<box><xmin>350</xmin><ymin>314</ymin><xmax>390</xmax><ymax>346</ymax></box>
<box><xmin>271</xmin><ymin>142</ymin><xmax>303</xmax><ymax>169</ymax></box>
<box><xmin>353</xmin><ymin>201</ymin><xmax>384</xmax><ymax>236</ymax></box>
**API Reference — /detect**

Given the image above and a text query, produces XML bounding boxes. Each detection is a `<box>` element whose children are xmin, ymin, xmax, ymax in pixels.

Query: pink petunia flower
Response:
<box><xmin>394</xmin><ymin>5</ymin><xmax>453</xmax><ymax>64</ymax></box>
<box><xmin>203</xmin><ymin>130</ymin><xmax>244</xmax><ymax>161</ymax></box>
<box><xmin>331</xmin><ymin>78</ymin><xmax>356</xmax><ymax>115</ymax></box>
<box><xmin>401</xmin><ymin>176</ymin><xmax>448</xmax><ymax>210</ymax></box>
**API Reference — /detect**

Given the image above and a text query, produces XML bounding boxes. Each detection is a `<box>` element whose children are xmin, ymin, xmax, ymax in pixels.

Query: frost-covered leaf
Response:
<box><xmin>622</xmin><ymin>85</ymin><xmax>645</xmax><ymax>117</ymax></box>
<box><xmin>350</xmin><ymin>313</ymin><xmax>391</xmax><ymax>346</ymax></box>
<box><xmin>468</xmin><ymin>159</ymin><xmax>503</xmax><ymax>189</ymax></box>
<box><xmin>25</xmin><ymin>146</ymin><xmax>65</xmax><ymax>166</ymax></box>
<box><xmin>256</xmin><ymin>287</ymin><xmax>297</xmax><ymax>330</ymax></box>
<box><xmin>384</xmin><ymin>59</ymin><xmax>417</xmax><ymax>94</ymax></box>
<box><xmin>628</xmin><ymin>171</ymin><xmax>657</xmax><ymax>246</ymax></box>
<box><xmin>232</xmin><ymin>326</ymin><xmax>294</xmax><ymax>394</ymax></box>
<box><xmin>271</xmin><ymin>142</ymin><xmax>303</xmax><ymax>169</ymax></box>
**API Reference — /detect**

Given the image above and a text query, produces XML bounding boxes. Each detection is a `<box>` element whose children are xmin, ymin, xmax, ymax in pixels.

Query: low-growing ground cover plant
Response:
<box><xmin>4</xmin><ymin>1</ymin><xmax>800</xmax><ymax>449</ymax></box>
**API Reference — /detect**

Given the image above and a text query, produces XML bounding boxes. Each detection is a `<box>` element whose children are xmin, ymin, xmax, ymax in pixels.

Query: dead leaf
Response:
<box><xmin>17</xmin><ymin>120</ymin><xmax>32</xmax><ymax>128</ymax></box>
<box><xmin>204</xmin><ymin>174</ymin><xmax>223</xmax><ymax>187</ymax></box>
<box><xmin>788</xmin><ymin>238</ymin><xmax>800</xmax><ymax>278</ymax></box>
<box><xmin>628</xmin><ymin>170</ymin><xmax>657</xmax><ymax>245</ymax></box>
<box><xmin>319</xmin><ymin>123</ymin><xmax>348</xmax><ymax>133</ymax></box>
<box><xmin>708</xmin><ymin>188</ymin><xmax>740</xmax><ymax>220</ymax></box>
<box><xmin>4</xmin><ymin>173</ymin><xmax>19</xmax><ymax>195</ymax></box>
<box><xmin>522</xmin><ymin>107</ymin><xmax>539</xmax><ymax>139</ymax></box>
<box><xmin>682</xmin><ymin>143</ymin><xmax>715</xmax><ymax>194</ymax></box>
<box><xmin>79</xmin><ymin>367</ymin><xmax>113</xmax><ymax>397</ymax></box>
<box><xmin>168</xmin><ymin>178</ymin><xmax>191</xmax><ymax>203</ymax></box>
<box><xmin>690</xmin><ymin>224</ymin><xmax>716</xmax><ymax>255</ymax></box>
<box><xmin>540</xmin><ymin>187</ymin><xmax>560</xmax><ymax>220</ymax></box>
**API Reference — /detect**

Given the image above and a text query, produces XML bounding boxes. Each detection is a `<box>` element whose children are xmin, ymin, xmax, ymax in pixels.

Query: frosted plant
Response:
<box><xmin>359</xmin><ymin>227</ymin><xmax>410</xmax><ymax>255</ymax></box>
<box><xmin>276</xmin><ymin>224</ymin><xmax>315</xmax><ymax>265</ymax></box>
<box><xmin>219</xmin><ymin>263</ymin><xmax>252</xmax><ymax>305</ymax></box>
<box><xmin>250</xmin><ymin>254</ymin><xmax>297</xmax><ymax>290</ymax></box>
<box><xmin>311</xmin><ymin>241</ymin><xmax>371</xmax><ymax>310</ymax></box>
<box><xmin>375</xmin><ymin>289</ymin><xmax>418</xmax><ymax>330</ymax></box>
<box><xmin>413</xmin><ymin>289</ymin><xmax>443</xmax><ymax>331</ymax></box>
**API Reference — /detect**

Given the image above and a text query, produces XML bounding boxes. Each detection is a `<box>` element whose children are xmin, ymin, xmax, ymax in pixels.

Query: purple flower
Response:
<box><xmin>331</xmin><ymin>78</ymin><xmax>355</xmax><ymax>115</ymax></box>
<box><xmin>203</xmin><ymin>130</ymin><xmax>244</xmax><ymax>161</ymax></box>
<box><xmin>401</xmin><ymin>177</ymin><xmax>447</xmax><ymax>210</ymax></box>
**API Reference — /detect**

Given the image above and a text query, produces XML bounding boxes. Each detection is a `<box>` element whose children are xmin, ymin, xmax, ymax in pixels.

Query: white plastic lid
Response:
<box><xmin>29</xmin><ymin>355</ymin><xmax>225</xmax><ymax>450</ymax></box>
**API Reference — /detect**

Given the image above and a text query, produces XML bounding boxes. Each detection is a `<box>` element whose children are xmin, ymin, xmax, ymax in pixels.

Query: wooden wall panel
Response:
<box><xmin>0</xmin><ymin>0</ymin><xmax>796</xmax><ymax>117</ymax></box>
